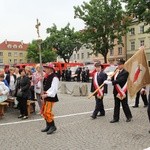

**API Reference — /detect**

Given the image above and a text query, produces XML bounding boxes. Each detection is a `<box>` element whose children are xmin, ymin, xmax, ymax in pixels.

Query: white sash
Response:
<box><xmin>93</xmin><ymin>72</ymin><xmax>104</xmax><ymax>99</ymax></box>
<box><xmin>114</xmin><ymin>71</ymin><xmax>127</xmax><ymax>100</ymax></box>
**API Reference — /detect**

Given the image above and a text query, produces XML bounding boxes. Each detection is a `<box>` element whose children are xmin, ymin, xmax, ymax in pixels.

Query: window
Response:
<box><xmin>0</xmin><ymin>52</ymin><xmax>3</xmax><ymax>56</ymax></box>
<box><xmin>20</xmin><ymin>59</ymin><xmax>23</xmax><ymax>63</ymax></box>
<box><xmin>13</xmin><ymin>45</ymin><xmax>17</xmax><ymax>49</ymax></box>
<box><xmin>7</xmin><ymin>44</ymin><xmax>12</xmax><ymax>48</ymax></box>
<box><xmin>0</xmin><ymin>58</ymin><xmax>3</xmax><ymax>63</ymax></box>
<box><xmin>131</xmin><ymin>41</ymin><xmax>135</xmax><ymax>50</ymax></box>
<box><xmin>110</xmin><ymin>49</ymin><xmax>114</xmax><ymax>56</ymax></box>
<box><xmin>118</xmin><ymin>47</ymin><xmax>122</xmax><ymax>55</ymax></box>
<box><xmin>140</xmin><ymin>40</ymin><xmax>144</xmax><ymax>46</ymax></box>
<box><xmin>139</xmin><ymin>26</ymin><xmax>144</xmax><ymax>34</ymax></box>
<box><xmin>18</xmin><ymin>45</ymin><xmax>23</xmax><ymax>49</ymax></box>
<box><xmin>8</xmin><ymin>52</ymin><xmax>11</xmax><ymax>57</ymax></box>
<box><xmin>81</xmin><ymin>53</ymin><xmax>84</xmax><ymax>59</ymax></box>
<box><xmin>77</xmin><ymin>54</ymin><xmax>79</xmax><ymax>59</ymax></box>
<box><xmin>74</xmin><ymin>54</ymin><xmax>76</xmax><ymax>60</ymax></box>
<box><xmin>14</xmin><ymin>59</ymin><xmax>17</xmax><ymax>63</ymax></box>
<box><xmin>130</xmin><ymin>28</ymin><xmax>135</xmax><ymax>35</ymax></box>
<box><xmin>19</xmin><ymin>53</ymin><xmax>23</xmax><ymax>57</ymax></box>
<box><xmin>14</xmin><ymin>52</ymin><xmax>18</xmax><ymax>57</ymax></box>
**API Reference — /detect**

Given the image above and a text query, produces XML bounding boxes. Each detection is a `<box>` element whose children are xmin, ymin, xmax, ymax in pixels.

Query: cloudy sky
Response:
<box><xmin>0</xmin><ymin>0</ymin><xmax>90</xmax><ymax>43</ymax></box>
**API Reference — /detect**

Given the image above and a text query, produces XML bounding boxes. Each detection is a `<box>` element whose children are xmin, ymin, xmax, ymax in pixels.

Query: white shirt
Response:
<box><xmin>0</xmin><ymin>82</ymin><xmax>9</xmax><ymax>102</ymax></box>
<box><xmin>9</xmin><ymin>75</ymin><xmax>16</xmax><ymax>91</ymax></box>
<box><xmin>46</xmin><ymin>77</ymin><xmax>59</xmax><ymax>97</ymax></box>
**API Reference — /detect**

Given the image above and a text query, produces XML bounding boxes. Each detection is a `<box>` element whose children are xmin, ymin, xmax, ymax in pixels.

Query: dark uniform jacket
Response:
<box><xmin>112</xmin><ymin>69</ymin><xmax>129</xmax><ymax>95</ymax></box>
<box><xmin>91</xmin><ymin>71</ymin><xmax>107</xmax><ymax>94</ymax></box>
<box><xmin>43</xmin><ymin>73</ymin><xmax>59</xmax><ymax>102</ymax></box>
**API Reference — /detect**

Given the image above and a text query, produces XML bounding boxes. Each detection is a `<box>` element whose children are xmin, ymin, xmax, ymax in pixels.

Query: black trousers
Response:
<box><xmin>148</xmin><ymin>92</ymin><xmax>150</xmax><ymax>122</ymax></box>
<box><xmin>134</xmin><ymin>91</ymin><xmax>148</xmax><ymax>106</ymax></box>
<box><xmin>113</xmin><ymin>95</ymin><xmax>132</xmax><ymax>121</ymax></box>
<box><xmin>93</xmin><ymin>97</ymin><xmax>105</xmax><ymax>116</ymax></box>
<box><xmin>18</xmin><ymin>97</ymin><xmax>28</xmax><ymax>116</ymax></box>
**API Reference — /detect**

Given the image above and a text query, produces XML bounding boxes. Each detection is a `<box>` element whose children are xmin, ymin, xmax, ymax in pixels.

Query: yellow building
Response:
<box><xmin>126</xmin><ymin>20</ymin><xmax>150</xmax><ymax>66</ymax></box>
<box><xmin>0</xmin><ymin>40</ymin><xmax>28</xmax><ymax>66</ymax></box>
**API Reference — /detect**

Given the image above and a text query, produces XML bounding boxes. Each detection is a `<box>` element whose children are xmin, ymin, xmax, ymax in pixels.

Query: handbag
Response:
<box><xmin>17</xmin><ymin>91</ymin><xmax>23</xmax><ymax>97</ymax></box>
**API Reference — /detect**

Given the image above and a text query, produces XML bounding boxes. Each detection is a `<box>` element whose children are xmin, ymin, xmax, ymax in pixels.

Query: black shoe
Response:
<box><xmin>90</xmin><ymin>115</ymin><xmax>97</xmax><ymax>119</ymax></box>
<box><xmin>41</xmin><ymin>126</ymin><xmax>50</xmax><ymax>132</ymax></box>
<box><xmin>126</xmin><ymin>118</ymin><xmax>132</xmax><ymax>122</ymax></box>
<box><xmin>41</xmin><ymin>122</ymin><xmax>50</xmax><ymax>132</ymax></box>
<box><xmin>97</xmin><ymin>114</ymin><xmax>105</xmax><ymax>117</ymax></box>
<box><xmin>47</xmin><ymin>126</ymin><xmax>57</xmax><ymax>134</ymax></box>
<box><xmin>132</xmin><ymin>106</ymin><xmax>139</xmax><ymax>108</ymax></box>
<box><xmin>18</xmin><ymin>115</ymin><xmax>23</xmax><ymax>118</ymax></box>
<box><xmin>110</xmin><ymin>120</ymin><xmax>119</xmax><ymax>123</ymax></box>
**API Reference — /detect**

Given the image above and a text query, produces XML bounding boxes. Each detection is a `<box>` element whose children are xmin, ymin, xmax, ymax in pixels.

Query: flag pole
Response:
<box><xmin>35</xmin><ymin>19</ymin><xmax>43</xmax><ymax>94</ymax></box>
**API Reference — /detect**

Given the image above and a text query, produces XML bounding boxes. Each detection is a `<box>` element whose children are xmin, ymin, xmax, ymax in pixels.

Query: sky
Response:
<box><xmin>0</xmin><ymin>0</ymin><xmax>90</xmax><ymax>43</ymax></box>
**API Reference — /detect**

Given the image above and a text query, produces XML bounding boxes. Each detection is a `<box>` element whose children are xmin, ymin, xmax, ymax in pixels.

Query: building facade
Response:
<box><xmin>0</xmin><ymin>40</ymin><xmax>28</xmax><ymax>65</ymax></box>
<box><xmin>68</xmin><ymin>21</ymin><xmax>150</xmax><ymax>65</ymax></box>
<box><xmin>68</xmin><ymin>36</ymin><xmax>127</xmax><ymax>65</ymax></box>
<box><xmin>126</xmin><ymin>20</ymin><xmax>150</xmax><ymax>66</ymax></box>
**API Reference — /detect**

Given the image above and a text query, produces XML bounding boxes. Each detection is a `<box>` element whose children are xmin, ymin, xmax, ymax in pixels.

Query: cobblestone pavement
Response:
<box><xmin>0</xmin><ymin>81</ymin><xmax>150</xmax><ymax>150</ymax></box>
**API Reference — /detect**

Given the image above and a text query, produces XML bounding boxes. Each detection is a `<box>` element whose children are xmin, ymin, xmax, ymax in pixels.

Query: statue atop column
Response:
<box><xmin>35</xmin><ymin>18</ymin><xmax>41</xmax><ymax>38</ymax></box>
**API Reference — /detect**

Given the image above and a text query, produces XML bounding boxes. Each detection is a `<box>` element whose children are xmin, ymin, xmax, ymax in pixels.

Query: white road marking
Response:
<box><xmin>0</xmin><ymin>107</ymin><xmax>114</xmax><ymax>126</ymax></box>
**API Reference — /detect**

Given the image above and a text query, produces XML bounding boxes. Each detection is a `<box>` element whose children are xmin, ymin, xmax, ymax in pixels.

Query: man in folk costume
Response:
<box><xmin>90</xmin><ymin>62</ymin><xmax>107</xmax><ymax>119</ymax></box>
<box><xmin>104</xmin><ymin>59</ymin><xmax>132</xmax><ymax>123</ymax></box>
<box><xmin>41</xmin><ymin>63</ymin><xmax>59</xmax><ymax>134</ymax></box>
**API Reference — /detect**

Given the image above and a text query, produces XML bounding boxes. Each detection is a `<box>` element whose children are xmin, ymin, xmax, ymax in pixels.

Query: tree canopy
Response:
<box><xmin>122</xmin><ymin>0</ymin><xmax>150</xmax><ymax>32</ymax></box>
<box><xmin>74</xmin><ymin>0</ymin><xmax>131</xmax><ymax>63</ymax></box>
<box><xmin>43</xmin><ymin>23</ymin><xmax>82</xmax><ymax>63</ymax></box>
<box><xmin>27</xmin><ymin>40</ymin><xmax>57</xmax><ymax>63</ymax></box>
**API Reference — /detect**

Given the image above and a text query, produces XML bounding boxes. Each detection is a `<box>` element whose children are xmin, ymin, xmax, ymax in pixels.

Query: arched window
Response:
<box><xmin>13</xmin><ymin>45</ymin><xmax>17</xmax><ymax>49</ymax></box>
<box><xmin>7</xmin><ymin>44</ymin><xmax>12</xmax><ymax>48</ymax></box>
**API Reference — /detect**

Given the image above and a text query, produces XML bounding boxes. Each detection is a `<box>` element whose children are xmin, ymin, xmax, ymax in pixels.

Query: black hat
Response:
<box><xmin>94</xmin><ymin>62</ymin><xmax>101</xmax><ymax>67</ymax></box>
<box><xmin>117</xmin><ymin>59</ymin><xmax>125</xmax><ymax>65</ymax></box>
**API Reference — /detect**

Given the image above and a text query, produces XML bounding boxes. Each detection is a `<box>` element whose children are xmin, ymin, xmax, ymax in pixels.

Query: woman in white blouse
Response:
<box><xmin>0</xmin><ymin>73</ymin><xmax>9</xmax><ymax>103</ymax></box>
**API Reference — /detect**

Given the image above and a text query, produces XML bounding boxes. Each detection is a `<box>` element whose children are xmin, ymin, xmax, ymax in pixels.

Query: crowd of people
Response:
<box><xmin>0</xmin><ymin>60</ymin><xmax>150</xmax><ymax>135</ymax></box>
<box><xmin>60</xmin><ymin>66</ymin><xmax>90</xmax><ymax>82</ymax></box>
<box><xmin>0</xmin><ymin>63</ymin><xmax>59</xmax><ymax>134</ymax></box>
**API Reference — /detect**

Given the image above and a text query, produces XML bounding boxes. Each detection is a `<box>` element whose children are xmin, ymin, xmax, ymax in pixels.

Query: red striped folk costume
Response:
<box><xmin>41</xmin><ymin>63</ymin><xmax>59</xmax><ymax>134</ymax></box>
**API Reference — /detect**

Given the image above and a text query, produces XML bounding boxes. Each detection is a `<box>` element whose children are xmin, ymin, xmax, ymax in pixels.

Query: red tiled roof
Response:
<box><xmin>0</xmin><ymin>40</ymin><xmax>29</xmax><ymax>51</ymax></box>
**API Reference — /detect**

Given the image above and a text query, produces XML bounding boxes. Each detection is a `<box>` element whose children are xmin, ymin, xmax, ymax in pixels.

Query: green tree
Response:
<box><xmin>44</xmin><ymin>23</ymin><xmax>82</xmax><ymax>63</ymax></box>
<box><xmin>74</xmin><ymin>0</ymin><xmax>130</xmax><ymax>63</ymax></box>
<box><xmin>27</xmin><ymin>40</ymin><xmax>57</xmax><ymax>63</ymax></box>
<box><xmin>122</xmin><ymin>0</ymin><xmax>150</xmax><ymax>32</ymax></box>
